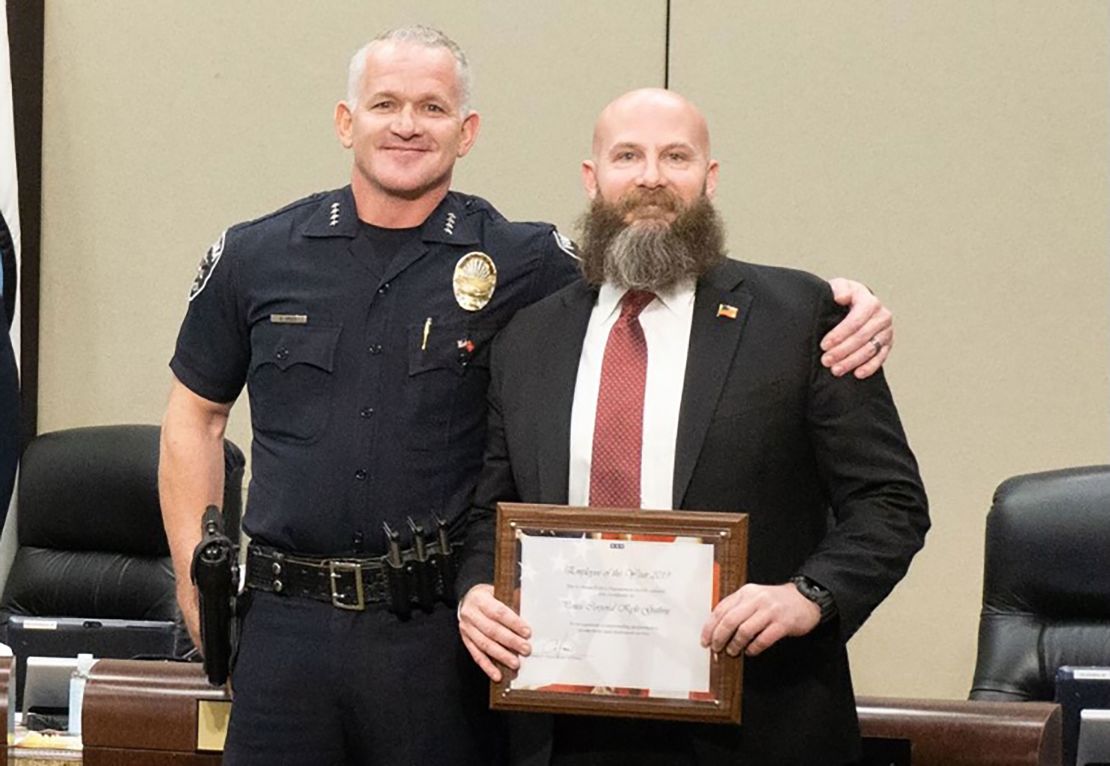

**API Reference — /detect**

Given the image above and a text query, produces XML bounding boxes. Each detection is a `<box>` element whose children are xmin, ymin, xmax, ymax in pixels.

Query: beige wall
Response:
<box><xmin>37</xmin><ymin>0</ymin><xmax>665</xmax><ymax>444</ymax></box>
<box><xmin>670</xmin><ymin>0</ymin><xmax>1110</xmax><ymax>697</ymax></box>
<box><xmin>34</xmin><ymin>2</ymin><xmax>1109</xmax><ymax>700</ymax></box>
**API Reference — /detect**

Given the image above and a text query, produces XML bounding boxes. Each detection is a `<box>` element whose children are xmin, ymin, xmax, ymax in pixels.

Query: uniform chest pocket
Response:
<box><xmin>403</xmin><ymin>321</ymin><xmax>496</xmax><ymax>450</ymax></box>
<box><xmin>248</xmin><ymin>322</ymin><xmax>342</xmax><ymax>444</ymax></box>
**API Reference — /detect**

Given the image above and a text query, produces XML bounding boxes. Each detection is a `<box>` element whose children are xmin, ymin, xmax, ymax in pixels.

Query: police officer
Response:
<box><xmin>160</xmin><ymin>25</ymin><xmax>894</xmax><ymax>766</ymax></box>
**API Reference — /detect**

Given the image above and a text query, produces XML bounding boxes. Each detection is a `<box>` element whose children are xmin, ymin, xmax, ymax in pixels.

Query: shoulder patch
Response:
<box><xmin>188</xmin><ymin>230</ymin><xmax>227</xmax><ymax>302</ymax></box>
<box><xmin>552</xmin><ymin>230</ymin><xmax>580</xmax><ymax>260</ymax></box>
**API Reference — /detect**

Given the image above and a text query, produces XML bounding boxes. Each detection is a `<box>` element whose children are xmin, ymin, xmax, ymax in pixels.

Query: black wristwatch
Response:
<box><xmin>790</xmin><ymin>576</ymin><xmax>838</xmax><ymax>624</ymax></box>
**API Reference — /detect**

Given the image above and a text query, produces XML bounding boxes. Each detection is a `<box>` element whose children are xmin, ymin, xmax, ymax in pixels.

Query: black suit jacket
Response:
<box><xmin>458</xmin><ymin>259</ymin><xmax>929</xmax><ymax>765</ymax></box>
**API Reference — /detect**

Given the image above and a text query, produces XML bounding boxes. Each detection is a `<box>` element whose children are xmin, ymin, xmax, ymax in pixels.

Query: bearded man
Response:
<box><xmin>456</xmin><ymin>88</ymin><xmax>929</xmax><ymax>765</ymax></box>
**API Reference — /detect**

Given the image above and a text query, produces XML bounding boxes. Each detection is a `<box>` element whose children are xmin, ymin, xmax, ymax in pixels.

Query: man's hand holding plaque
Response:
<box><xmin>461</xmin><ymin>504</ymin><xmax>747</xmax><ymax>724</ymax></box>
<box><xmin>463</xmin><ymin>577</ymin><xmax>821</xmax><ymax>681</ymax></box>
<box><xmin>459</xmin><ymin>583</ymin><xmax>531</xmax><ymax>683</ymax></box>
<box><xmin>701</xmin><ymin>582</ymin><xmax>822</xmax><ymax>658</ymax></box>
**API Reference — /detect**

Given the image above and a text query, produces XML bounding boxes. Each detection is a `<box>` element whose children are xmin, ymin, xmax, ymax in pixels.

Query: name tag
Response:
<box><xmin>269</xmin><ymin>314</ymin><xmax>308</xmax><ymax>325</ymax></box>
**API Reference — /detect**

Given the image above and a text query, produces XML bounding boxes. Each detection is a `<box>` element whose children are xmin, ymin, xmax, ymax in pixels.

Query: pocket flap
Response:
<box><xmin>251</xmin><ymin>323</ymin><xmax>341</xmax><ymax>373</ymax></box>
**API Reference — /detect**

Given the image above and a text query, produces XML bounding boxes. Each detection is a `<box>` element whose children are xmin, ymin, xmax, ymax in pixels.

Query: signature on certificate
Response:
<box><xmin>532</xmin><ymin>634</ymin><xmax>585</xmax><ymax>660</ymax></box>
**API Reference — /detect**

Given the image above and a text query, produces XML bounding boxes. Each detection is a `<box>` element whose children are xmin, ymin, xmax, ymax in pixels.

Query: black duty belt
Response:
<box><xmin>245</xmin><ymin>524</ymin><xmax>461</xmax><ymax>617</ymax></box>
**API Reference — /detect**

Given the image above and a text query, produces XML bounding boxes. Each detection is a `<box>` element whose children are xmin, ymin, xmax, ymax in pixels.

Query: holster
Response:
<box><xmin>191</xmin><ymin>505</ymin><xmax>239</xmax><ymax>687</ymax></box>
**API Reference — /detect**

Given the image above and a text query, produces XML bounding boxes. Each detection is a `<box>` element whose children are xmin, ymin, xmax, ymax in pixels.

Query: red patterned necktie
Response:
<box><xmin>589</xmin><ymin>289</ymin><xmax>656</xmax><ymax>508</ymax></box>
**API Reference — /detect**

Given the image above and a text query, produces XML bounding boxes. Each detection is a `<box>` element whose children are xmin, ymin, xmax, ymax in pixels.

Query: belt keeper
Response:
<box><xmin>270</xmin><ymin>550</ymin><xmax>285</xmax><ymax>592</ymax></box>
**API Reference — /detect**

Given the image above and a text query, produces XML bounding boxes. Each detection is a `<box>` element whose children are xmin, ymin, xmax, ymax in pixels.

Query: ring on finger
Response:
<box><xmin>869</xmin><ymin>336</ymin><xmax>882</xmax><ymax>356</ymax></box>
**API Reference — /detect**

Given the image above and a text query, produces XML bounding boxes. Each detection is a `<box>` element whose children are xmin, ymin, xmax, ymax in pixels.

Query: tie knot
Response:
<box><xmin>619</xmin><ymin>290</ymin><xmax>655</xmax><ymax>319</ymax></box>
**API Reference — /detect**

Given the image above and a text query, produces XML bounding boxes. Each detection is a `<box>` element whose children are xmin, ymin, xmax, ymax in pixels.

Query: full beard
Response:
<box><xmin>576</xmin><ymin>189</ymin><xmax>728</xmax><ymax>292</ymax></box>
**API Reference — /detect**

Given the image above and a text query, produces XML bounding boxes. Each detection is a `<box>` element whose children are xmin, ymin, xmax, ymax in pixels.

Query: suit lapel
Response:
<box><xmin>673</xmin><ymin>261</ymin><xmax>753</xmax><ymax>507</ymax></box>
<box><xmin>535</xmin><ymin>282</ymin><xmax>595</xmax><ymax>503</ymax></box>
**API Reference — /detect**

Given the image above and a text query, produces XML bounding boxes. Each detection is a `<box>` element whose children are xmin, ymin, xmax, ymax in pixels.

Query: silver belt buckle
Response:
<box><xmin>327</xmin><ymin>560</ymin><xmax>365</xmax><ymax>611</ymax></box>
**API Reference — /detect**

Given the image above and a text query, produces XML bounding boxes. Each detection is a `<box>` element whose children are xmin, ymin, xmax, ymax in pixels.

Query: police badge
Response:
<box><xmin>452</xmin><ymin>252</ymin><xmax>497</xmax><ymax>311</ymax></box>
<box><xmin>189</xmin><ymin>230</ymin><xmax>227</xmax><ymax>302</ymax></box>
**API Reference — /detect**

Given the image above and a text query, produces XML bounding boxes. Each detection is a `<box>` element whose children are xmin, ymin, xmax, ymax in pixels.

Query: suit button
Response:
<box><xmin>377</xmin><ymin>282</ymin><xmax>391</xmax><ymax>294</ymax></box>
<box><xmin>275</xmin><ymin>347</ymin><xmax>289</xmax><ymax>360</ymax></box>
<box><xmin>354</xmin><ymin>469</ymin><xmax>367</xmax><ymax>481</ymax></box>
<box><xmin>359</xmin><ymin>407</ymin><xmax>374</xmax><ymax>419</ymax></box>
<box><xmin>368</xmin><ymin>344</ymin><xmax>382</xmax><ymax>355</ymax></box>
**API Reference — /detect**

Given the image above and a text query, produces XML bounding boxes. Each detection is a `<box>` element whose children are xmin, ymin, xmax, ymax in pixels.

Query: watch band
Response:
<box><xmin>790</xmin><ymin>575</ymin><xmax>838</xmax><ymax>624</ymax></box>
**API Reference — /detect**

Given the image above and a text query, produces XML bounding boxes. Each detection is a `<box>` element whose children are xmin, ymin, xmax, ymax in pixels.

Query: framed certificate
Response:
<box><xmin>490</xmin><ymin>502</ymin><xmax>748</xmax><ymax>724</ymax></box>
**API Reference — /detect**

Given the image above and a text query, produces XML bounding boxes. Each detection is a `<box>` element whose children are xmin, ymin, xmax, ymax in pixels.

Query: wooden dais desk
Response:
<box><xmin>81</xmin><ymin>660</ymin><xmax>228</xmax><ymax>766</ymax></box>
<box><xmin>857</xmin><ymin>695</ymin><xmax>1063</xmax><ymax>766</ymax></box>
<box><xmin>0</xmin><ymin>660</ymin><xmax>1068</xmax><ymax>765</ymax></box>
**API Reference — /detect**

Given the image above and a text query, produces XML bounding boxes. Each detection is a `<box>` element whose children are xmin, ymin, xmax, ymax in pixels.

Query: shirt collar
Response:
<box><xmin>419</xmin><ymin>193</ymin><xmax>481</xmax><ymax>245</ymax></box>
<box><xmin>301</xmin><ymin>187</ymin><xmax>359</xmax><ymax>238</ymax></box>
<box><xmin>596</xmin><ymin>279</ymin><xmax>697</xmax><ymax>321</ymax></box>
<box><xmin>301</xmin><ymin>188</ymin><xmax>481</xmax><ymax>245</ymax></box>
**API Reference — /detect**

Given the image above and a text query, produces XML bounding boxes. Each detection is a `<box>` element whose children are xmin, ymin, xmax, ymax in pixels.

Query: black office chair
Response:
<box><xmin>969</xmin><ymin>465</ymin><xmax>1110</xmax><ymax>702</ymax></box>
<box><xmin>0</xmin><ymin>424</ymin><xmax>244</xmax><ymax>705</ymax></box>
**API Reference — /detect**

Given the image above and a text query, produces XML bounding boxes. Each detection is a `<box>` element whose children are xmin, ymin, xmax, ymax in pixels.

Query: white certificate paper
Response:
<box><xmin>512</xmin><ymin>534</ymin><xmax>714</xmax><ymax>693</ymax></box>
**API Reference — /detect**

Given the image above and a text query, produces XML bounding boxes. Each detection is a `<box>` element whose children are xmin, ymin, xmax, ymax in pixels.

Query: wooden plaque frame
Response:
<box><xmin>491</xmin><ymin>502</ymin><xmax>747</xmax><ymax>724</ymax></box>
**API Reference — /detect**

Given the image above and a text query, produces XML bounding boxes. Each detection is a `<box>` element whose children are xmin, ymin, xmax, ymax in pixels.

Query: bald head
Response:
<box><xmin>582</xmin><ymin>87</ymin><xmax>718</xmax><ymax>210</ymax></box>
<box><xmin>591</xmin><ymin>88</ymin><xmax>711</xmax><ymax>161</ymax></box>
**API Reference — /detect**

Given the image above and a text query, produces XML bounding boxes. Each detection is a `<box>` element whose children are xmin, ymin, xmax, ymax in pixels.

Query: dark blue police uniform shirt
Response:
<box><xmin>171</xmin><ymin>186</ymin><xmax>580</xmax><ymax>555</ymax></box>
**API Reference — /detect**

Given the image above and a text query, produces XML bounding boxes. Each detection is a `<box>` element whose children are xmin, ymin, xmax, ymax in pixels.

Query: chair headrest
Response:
<box><xmin>986</xmin><ymin>465</ymin><xmax>1110</xmax><ymax>618</ymax></box>
<box><xmin>18</xmin><ymin>425</ymin><xmax>168</xmax><ymax>555</ymax></box>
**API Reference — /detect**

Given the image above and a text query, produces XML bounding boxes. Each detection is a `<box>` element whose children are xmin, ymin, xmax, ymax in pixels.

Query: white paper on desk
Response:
<box><xmin>513</xmin><ymin>534</ymin><xmax>714</xmax><ymax>693</ymax></box>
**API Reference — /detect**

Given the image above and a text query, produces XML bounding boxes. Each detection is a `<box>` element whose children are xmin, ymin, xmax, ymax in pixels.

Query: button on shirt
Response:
<box><xmin>170</xmin><ymin>187</ymin><xmax>580</xmax><ymax>555</ymax></box>
<box><xmin>568</xmin><ymin>281</ymin><xmax>696</xmax><ymax>510</ymax></box>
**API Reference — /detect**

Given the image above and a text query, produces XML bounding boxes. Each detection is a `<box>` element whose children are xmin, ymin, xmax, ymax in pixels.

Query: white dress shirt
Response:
<box><xmin>568</xmin><ymin>281</ymin><xmax>696</xmax><ymax>510</ymax></box>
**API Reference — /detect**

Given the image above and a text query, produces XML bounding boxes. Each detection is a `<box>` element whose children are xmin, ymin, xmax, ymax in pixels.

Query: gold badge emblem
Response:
<box><xmin>453</xmin><ymin>252</ymin><xmax>497</xmax><ymax>311</ymax></box>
